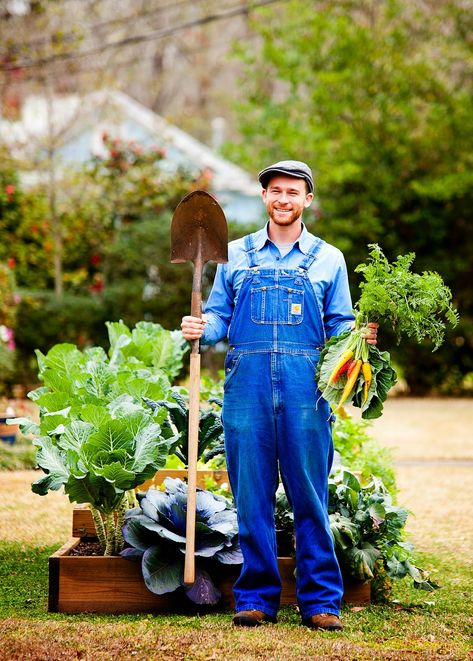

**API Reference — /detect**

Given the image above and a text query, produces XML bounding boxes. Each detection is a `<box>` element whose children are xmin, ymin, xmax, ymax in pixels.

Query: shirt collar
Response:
<box><xmin>253</xmin><ymin>221</ymin><xmax>314</xmax><ymax>254</ymax></box>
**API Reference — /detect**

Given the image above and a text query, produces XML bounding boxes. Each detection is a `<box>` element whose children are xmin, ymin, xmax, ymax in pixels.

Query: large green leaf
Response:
<box><xmin>92</xmin><ymin>461</ymin><xmax>136</xmax><ymax>491</ymax></box>
<box><xmin>368</xmin><ymin>502</ymin><xmax>386</xmax><ymax>528</ymax></box>
<box><xmin>58</xmin><ymin>420</ymin><xmax>94</xmax><ymax>452</ymax></box>
<box><xmin>80</xmin><ymin>404</ymin><xmax>111</xmax><ymax>428</ymax></box>
<box><xmin>36</xmin><ymin>344</ymin><xmax>85</xmax><ymax>389</ymax></box>
<box><xmin>131</xmin><ymin>423</ymin><xmax>164</xmax><ymax>473</ymax></box>
<box><xmin>9</xmin><ymin>417</ymin><xmax>40</xmax><ymax>436</ymax></box>
<box><xmin>330</xmin><ymin>512</ymin><xmax>360</xmax><ymax>550</ymax></box>
<box><xmin>39</xmin><ymin>414</ymin><xmax>69</xmax><ymax>437</ymax></box>
<box><xmin>107</xmin><ymin>320</ymin><xmax>132</xmax><ymax>350</ymax></box>
<box><xmin>31</xmin><ymin>436</ymin><xmax>69</xmax><ymax>493</ymax></box>
<box><xmin>107</xmin><ymin>394</ymin><xmax>145</xmax><ymax>418</ymax></box>
<box><xmin>34</xmin><ymin>392</ymin><xmax>72</xmax><ymax>414</ymax></box>
<box><xmin>84</xmin><ymin>361</ymin><xmax>115</xmax><ymax>400</ymax></box>
<box><xmin>84</xmin><ymin>419</ymin><xmax>134</xmax><ymax>456</ymax></box>
<box><xmin>345</xmin><ymin>542</ymin><xmax>380</xmax><ymax>581</ymax></box>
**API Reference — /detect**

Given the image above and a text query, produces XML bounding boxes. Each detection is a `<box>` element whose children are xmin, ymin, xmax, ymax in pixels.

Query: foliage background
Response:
<box><xmin>224</xmin><ymin>0</ymin><xmax>473</xmax><ymax>394</ymax></box>
<box><xmin>1</xmin><ymin>0</ymin><xmax>472</xmax><ymax>394</ymax></box>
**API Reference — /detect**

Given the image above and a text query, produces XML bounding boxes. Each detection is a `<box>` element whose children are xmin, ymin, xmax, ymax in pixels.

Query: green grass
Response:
<box><xmin>1</xmin><ymin>542</ymin><xmax>471</xmax><ymax>660</ymax></box>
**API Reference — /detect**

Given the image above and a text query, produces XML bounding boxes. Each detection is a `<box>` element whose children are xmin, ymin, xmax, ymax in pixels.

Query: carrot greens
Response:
<box><xmin>354</xmin><ymin>244</ymin><xmax>459</xmax><ymax>350</ymax></box>
<box><xmin>316</xmin><ymin>244</ymin><xmax>458</xmax><ymax>419</ymax></box>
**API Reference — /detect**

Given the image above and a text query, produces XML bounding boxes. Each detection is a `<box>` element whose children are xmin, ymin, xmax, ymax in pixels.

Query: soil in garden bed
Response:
<box><xmin>68</xmin><ymin>540</ymin><xmax>104</xmax><ymax>556</ymax></box>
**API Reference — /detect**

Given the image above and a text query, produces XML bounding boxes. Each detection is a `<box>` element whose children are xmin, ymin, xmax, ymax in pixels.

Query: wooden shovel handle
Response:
<box><xmin>184</xmin><ymin>351</ymin><xmax>200</xmax><ymax>585</ymax></box>
<box><xmin>184</xmin><ymin>251</ymin><xmax>203</xmax><ymax>586</ymax></box>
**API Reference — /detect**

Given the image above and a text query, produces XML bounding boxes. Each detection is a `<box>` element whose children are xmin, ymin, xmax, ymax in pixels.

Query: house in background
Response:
<box><xmin>0</xmin><ymin>88</ymin><xmax>264</xmax><ymax>224</ymax></box>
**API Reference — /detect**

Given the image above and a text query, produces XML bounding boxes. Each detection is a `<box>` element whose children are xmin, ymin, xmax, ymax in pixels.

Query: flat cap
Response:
<box><xmin>258</xmin><ymin>160</ymin><xmax>314</xmax><ymax>193</ymax></box>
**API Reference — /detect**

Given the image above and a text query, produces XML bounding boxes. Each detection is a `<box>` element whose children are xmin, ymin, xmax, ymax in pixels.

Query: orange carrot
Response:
<box><xmin>338</xmin><ymin>359</ymin><xmax>362</xmax><ymax>406</ymax></box>
<box><xmin>329</xmin><ymin>349</ymin><xmax>354</xmax><ymax>384</ymax></box>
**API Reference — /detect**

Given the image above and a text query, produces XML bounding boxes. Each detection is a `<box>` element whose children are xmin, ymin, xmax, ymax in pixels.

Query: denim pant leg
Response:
<box><xmin>222</xmin><ymin>352</ymin><xmax>281</xmax><ymax>617</ymax></box>
<box><xmin>277</xmin><ymin>354</ymin><xmax>343</xmax><ymax>618</ymax></box>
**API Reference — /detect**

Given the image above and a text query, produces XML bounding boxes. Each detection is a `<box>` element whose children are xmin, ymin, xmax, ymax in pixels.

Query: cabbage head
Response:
<box><xmin>121</xmin><ymin>478</ymin><xmax>242</xmax><ymax>605</ymax></box>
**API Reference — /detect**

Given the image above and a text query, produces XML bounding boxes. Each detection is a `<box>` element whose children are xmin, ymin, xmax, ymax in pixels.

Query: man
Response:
<box><xmin>181</xmin><ymin>160</ymin><xmax>377</xmax><ymax>631</ymax></box>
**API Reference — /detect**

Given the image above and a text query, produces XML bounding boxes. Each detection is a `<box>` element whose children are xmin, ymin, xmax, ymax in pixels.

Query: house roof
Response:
<box><xmin>2</xmin><ymin>88</ymin><xmax>261</xmax><ymax>197</ymax></box>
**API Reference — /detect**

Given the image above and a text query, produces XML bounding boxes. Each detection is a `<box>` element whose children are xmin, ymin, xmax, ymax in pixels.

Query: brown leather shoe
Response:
<box><xmin>302</xmin><ymin>613</ymin><xmax>344</xmax><ymax>631</ymax></box>
<box><xmin>233</xmin><ymin>610</ymin><xmax>277</xmax><ymax>627</ymax></box>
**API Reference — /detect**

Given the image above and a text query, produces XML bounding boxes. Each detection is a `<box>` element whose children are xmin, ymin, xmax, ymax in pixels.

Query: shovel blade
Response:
<box><xmin>171</xmin><ymin>190</ymin><xmax>228</xmax><ymax>265</ymax></box>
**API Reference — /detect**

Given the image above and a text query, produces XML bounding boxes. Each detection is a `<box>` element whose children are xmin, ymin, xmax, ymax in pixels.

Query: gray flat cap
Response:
<box><xmin>258</xmin><ymin>160</ymin><xmax>314</xmax><ymax>193</ymax></box>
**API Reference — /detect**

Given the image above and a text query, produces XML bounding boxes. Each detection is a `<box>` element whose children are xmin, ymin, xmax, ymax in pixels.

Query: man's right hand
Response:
<box><xmin>181</xmin><ymin>314</ymin><xmax>207</xmax><ymax>341</ymax></box>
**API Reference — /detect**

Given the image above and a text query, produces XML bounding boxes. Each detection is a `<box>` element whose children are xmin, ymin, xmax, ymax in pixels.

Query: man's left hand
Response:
<box><xmin>361</xmin><ymin>322</ymin><xmax>379</xmax><ymax>345</ymax></box>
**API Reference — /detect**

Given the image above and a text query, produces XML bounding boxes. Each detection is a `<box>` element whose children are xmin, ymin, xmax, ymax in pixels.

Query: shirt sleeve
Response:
<box><xmin>324</xmin><ymin>253</ymin><xmax>355</xmax><ymax>338</ymax></box>
<box><xmin>201</xmin><ymin>262</ymin><xmax>235</xmax><ymax>345</ymax></box>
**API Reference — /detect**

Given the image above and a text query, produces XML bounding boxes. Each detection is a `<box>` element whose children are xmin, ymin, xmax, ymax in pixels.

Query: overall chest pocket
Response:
<box><xmin>250</xmin><ymin>285</ymin><xmax>305</xmax><ymax>325</ymax></box>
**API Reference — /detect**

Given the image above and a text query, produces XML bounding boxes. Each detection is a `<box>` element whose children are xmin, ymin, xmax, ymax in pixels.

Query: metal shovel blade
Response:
<box><xmin>171</xmin><ymin>190</ymin><xmax>228</xmax><ymax>265</ymax></box>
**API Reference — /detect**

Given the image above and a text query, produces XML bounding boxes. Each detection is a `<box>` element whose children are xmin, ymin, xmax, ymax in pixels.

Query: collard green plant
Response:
<box><xmin>328</xmin><ymin>469</ymin><xmax>439</xmax><ymax>596</ymax></box>
<box><xmin>121</xmin><ymin>478</ymin><xmax>242</xmax><ymax>605</ymax></box>
<box><xmin>12</xmin><ymin>321</ymin><xmax>186</xmax><ymax>554</ymax></box>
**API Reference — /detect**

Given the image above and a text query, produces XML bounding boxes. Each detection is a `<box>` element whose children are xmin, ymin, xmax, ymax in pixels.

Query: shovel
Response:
<box><xmin>171</xmin><ymin>190</ymin><xmax>228</xmax><ymax>585</ymax></box>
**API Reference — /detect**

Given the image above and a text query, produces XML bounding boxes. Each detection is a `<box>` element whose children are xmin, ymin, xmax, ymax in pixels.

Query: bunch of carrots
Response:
<box><xmin>328</xmin><ymin>330</ymin><xmax>372</xmax><ymax>407</ymax></box>
<box><xmin>316</xmin><ymin>318</ymin><xmax>397</xmax><ymax>419</ymax></box>
<box><xmin>316</xmin><ymin>244</ymin><xmax>458</xmax><ymax>420</ymax></box>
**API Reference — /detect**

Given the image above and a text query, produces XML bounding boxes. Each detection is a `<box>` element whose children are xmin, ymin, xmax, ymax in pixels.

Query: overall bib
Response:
<box><xmin>222</xmin><ymin>233</ymin><xmax>344</xmax><ymax>619</ymax></box>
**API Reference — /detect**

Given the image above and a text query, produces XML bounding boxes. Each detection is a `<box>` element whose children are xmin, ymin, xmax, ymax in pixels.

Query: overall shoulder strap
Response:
<box><xmin>244</xmin><ymin>233</ymin><xmax>260</xmax><ymax>269</ymax></box>
<box><xmin>298</xmin><ymin>237</ymin><xmax>325</xmax><ymax>272</ymax></box>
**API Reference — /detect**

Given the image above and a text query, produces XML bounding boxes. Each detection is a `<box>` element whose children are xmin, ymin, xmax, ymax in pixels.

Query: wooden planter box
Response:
<box><xmin>51</xmin><ymin>468</ymin><xmax>370</xmax><ymax>614</ymax></box>
<box><xmin>50</xmin><ymin>537</ymin><xmax>297</xmax><ymax>614</ymax></box>
<box><xmin>49</xmin><ymin>538</ymin><xmax>370</xmax><ymax>614</ymax></box>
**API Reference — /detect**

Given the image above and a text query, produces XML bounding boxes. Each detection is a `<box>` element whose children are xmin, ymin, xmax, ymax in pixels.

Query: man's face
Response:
<box><xmin>262</xmin><ymin>175</ymin><xmax>313</xmax><ymax>227</ymax></box>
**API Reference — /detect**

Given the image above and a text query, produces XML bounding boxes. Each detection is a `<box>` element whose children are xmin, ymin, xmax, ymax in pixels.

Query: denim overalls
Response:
<box><xmin>222</xmin><ymin>232</ymin><xmax>344</xmax><ymax>619</ymax></box>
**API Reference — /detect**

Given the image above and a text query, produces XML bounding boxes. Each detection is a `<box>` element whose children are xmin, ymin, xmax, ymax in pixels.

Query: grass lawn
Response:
<box><xmin>1</xmin><ymin>398</ymin><xmax>472</xmax><ymax>660</ymax></box>
<box><xmin>0</xmin><ymin>543</ymin><xmax>471</xmax><ymax>660</ymax></box>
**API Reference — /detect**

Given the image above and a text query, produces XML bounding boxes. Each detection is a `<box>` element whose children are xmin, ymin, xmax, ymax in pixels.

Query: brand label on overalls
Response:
<box><xmin>291</xmin><ymin>303</ymin><xmax>302</xmax><ymax>315</ymax></box>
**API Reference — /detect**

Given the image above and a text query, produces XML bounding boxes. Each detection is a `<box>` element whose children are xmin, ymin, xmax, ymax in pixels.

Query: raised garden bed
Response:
<box><xmin>49</xmin><ymin>538</ymin><xmax>370</xmax><ymax>614</ymax></box>
<box><xmin>49</xmin><ymin>498</ymin><xmax>370</xmax><ymax>614</ymax></box>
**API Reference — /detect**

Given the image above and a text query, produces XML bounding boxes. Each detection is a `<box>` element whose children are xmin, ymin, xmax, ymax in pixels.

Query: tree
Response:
<box><xmin>224</xmin><ymin>0</ymin><xmax>473</xmax><ymax>393</ymax></box>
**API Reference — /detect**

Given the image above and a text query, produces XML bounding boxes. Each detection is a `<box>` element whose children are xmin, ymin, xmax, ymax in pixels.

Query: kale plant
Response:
<box><xmin>144</xmin><ymin>390</ymin><xmax>225</xmax><ymax>466</ymax></box>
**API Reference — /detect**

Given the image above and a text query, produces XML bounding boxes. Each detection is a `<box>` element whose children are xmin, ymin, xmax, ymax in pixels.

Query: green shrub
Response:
<box><xmin>13</xmin><ymin>290</ymin><xmax>109</xmax><ymax>385</ymax></box>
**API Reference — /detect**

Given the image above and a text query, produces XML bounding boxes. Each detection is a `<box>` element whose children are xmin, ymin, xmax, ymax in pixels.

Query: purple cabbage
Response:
<box><xmin>121</xmin><ymin>477</ymin><xmax>242</xmax><ymax>605</ymax></box>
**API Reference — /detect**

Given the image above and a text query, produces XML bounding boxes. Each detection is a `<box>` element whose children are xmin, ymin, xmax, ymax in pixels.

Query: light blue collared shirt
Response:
<box><xmin>202</xmin><ymin>222</ymin><xmax>354</xmax><ymax>345</ymax></box>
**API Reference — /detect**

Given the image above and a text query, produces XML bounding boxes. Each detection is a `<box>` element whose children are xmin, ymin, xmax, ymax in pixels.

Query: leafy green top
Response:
<box><xmin>13</xmin><ymin>321</ymin><xmax>188</xmax><ymax>515</ymax></box>
<box><xmin>355</xmin><ymin>244</ymin><xmax>459</xmax><ymax>349</ymax></box>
